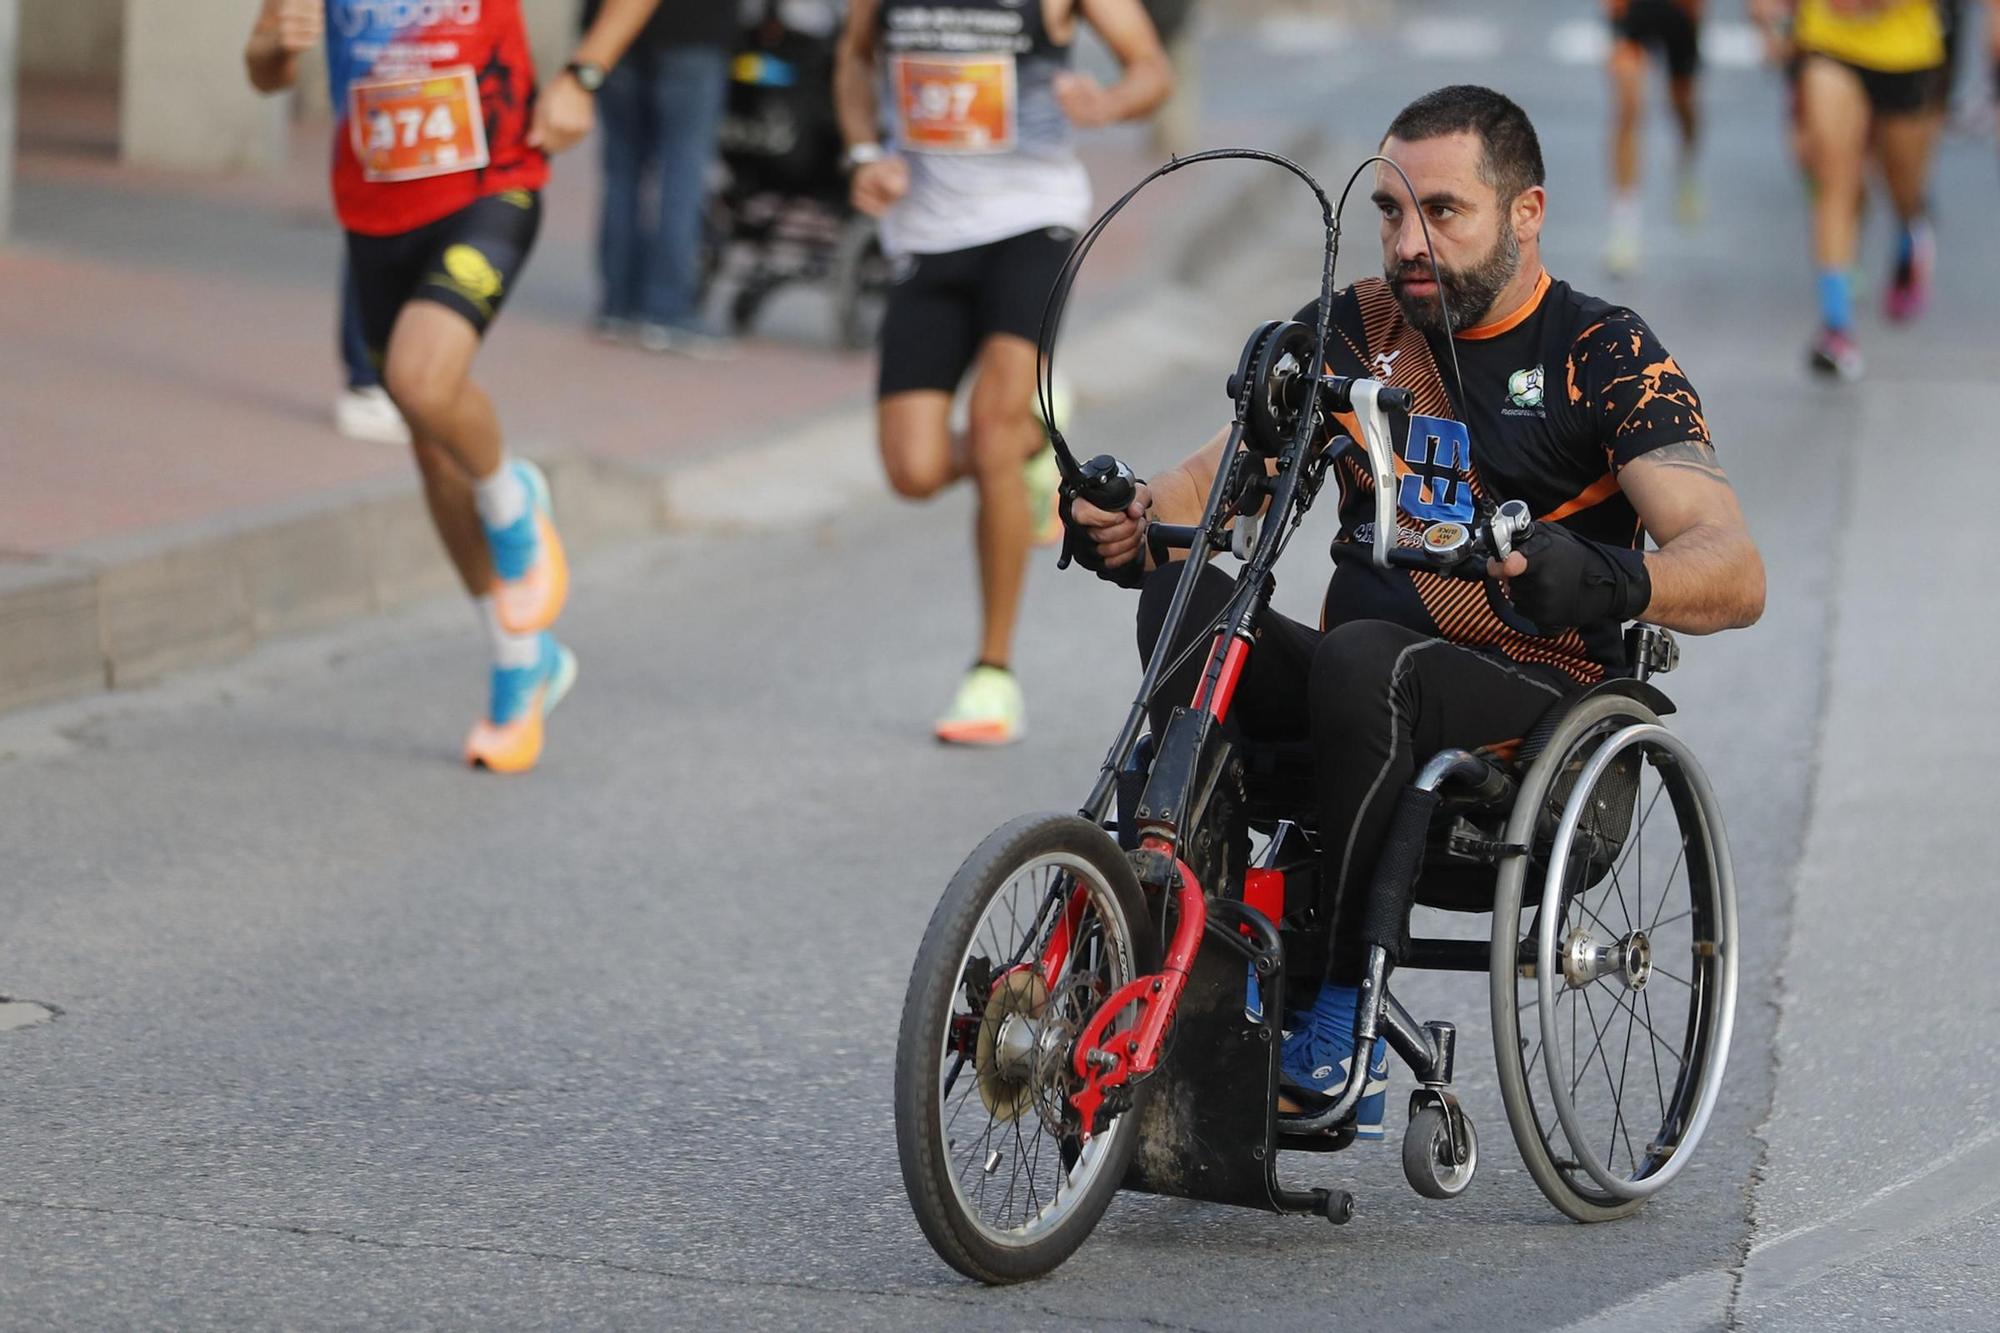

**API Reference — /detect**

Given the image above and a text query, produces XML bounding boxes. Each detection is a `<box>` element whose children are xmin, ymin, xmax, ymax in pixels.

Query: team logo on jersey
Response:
<box><xmin>1372</xmin><ymin>349</ymin><xmax>1402</xmax><ymax>381</ymax></box>
<box><xmin>1506</xmin><ymin>365</ymin><xmax>1544</xmax><ymax>410</ymax></box>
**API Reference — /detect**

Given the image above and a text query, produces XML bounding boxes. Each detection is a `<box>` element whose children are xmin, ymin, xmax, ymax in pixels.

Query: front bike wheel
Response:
<box><xmin>894</xmin><ymin>812</ymin><xmax>1159</xmax><ymax>1284</ymax></box>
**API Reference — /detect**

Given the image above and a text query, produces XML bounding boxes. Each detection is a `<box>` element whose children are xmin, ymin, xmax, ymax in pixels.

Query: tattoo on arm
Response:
<box><xmin>1622</xmin><ymin>440</ymin><xmax>1732</xmax><ymax>487</ymax></box>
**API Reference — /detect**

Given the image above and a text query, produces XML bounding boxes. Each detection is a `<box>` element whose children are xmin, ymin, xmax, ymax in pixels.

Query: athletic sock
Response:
<box><xmin>1816</xmin><ymin>268</ymin><xmax>1852</xmax><ymax>333</ymax></box>
<box><xmin>1894</xmin><ymin>217</ymin><xmax>1932</xmax><ymax>279</ymax></box>
<box><xmin>473</xmin><ymin>456</ymin><xmax>530</xmax><ymax>530</ymax></box>
<box><xmin>478</xmin><ymin>596</ymin><xmax>542</xmax><ymax>670</ymax></box>
<box><xmin>1610</xmin><ymin>191</ymin><xmax>1642</xmax><ymax>236</ymax></box>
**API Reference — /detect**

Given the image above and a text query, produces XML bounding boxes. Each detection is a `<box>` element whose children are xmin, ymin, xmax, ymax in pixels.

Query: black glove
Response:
<box><xmin>1058</xmin><ymin>456</ymin><xmax>1149</xmax><ymax>590</ymax></box>
<box><xmin>1504</xmin><ymin>523</ymin><xmax>1651</xmax><ymax>632</ymax></box>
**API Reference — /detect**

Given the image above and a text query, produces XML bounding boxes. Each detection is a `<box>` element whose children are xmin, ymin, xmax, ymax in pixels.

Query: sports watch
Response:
<box><xmin>842</xmin><ymin>142</ymin><xmax>888</xmax><ymax>173</ymax></box>
<box><xmin>564</xmin><ymin>61</ymin><xmax>608</xmax><ymax>93</ymax></box>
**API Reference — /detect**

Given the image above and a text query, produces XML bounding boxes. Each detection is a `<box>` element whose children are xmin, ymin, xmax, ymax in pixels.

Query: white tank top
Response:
<box><xmin>876</xmin><ymin>0</ymin><xmax>1092</xmax><ymax>255</ymax></box>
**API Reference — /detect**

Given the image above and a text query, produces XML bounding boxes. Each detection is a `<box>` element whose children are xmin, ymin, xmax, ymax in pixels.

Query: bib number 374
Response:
<box><xmin>892</xmin><ymin>54</ymin><xmax>1017</xmax><ymax>154</ymax></box>
<box><xmin>350</xmin><ymin>66</ymin><xmax>491</xmax><ymax>183</ymax></box>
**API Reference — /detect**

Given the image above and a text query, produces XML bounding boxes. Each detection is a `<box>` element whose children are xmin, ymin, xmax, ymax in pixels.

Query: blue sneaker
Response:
<box><xmin>485</xmin><ymin>460</ymin><xmax>569</xmax><ymax>634</ymax></box>
<box><xmin>1279</xmin><ymin>981</ymin><xmax>1390</xmax><ymax>1139</ymax></box>
<box><xmin>464</xmin><ymin>634</ymin><xmax>577</xmax><ymax>774</ymax></box>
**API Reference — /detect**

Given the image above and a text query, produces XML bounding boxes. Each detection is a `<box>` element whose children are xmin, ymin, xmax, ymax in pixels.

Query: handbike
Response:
<box><xmin>891</xmin><ymin>153</ymin><xmax>1740</xmax><ymax>1285</ymax></box>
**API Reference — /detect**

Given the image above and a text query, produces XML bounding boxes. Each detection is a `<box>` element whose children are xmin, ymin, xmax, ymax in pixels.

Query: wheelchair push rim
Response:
<box><xmin>1532</xmin><ymin>721</ymin><xmax>1739</xmax><ymax>1203</ymax></box>
<box><xmin>1496</xmin><ymin>688</ymin><xmax>1744</xmax><ymax>1216</ymax></box>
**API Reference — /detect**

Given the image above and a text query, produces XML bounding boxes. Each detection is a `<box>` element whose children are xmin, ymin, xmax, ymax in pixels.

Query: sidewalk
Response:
<box><xmin>0</xmin><ymin>5</ymin><xmax>1334</xmax><ymax>716</ymax></box>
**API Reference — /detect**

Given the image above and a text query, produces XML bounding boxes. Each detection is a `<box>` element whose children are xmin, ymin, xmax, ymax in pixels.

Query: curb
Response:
<box><xmin>0</xmin><ymin>122</ymin><xmax>1324</xmax><ymax>720</ymax></box>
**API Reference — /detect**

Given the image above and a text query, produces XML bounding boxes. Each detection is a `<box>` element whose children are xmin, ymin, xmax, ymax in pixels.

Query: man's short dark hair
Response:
<box><xmin>1383</xmin><ymin>85</ymin><xmax>1545</xmax><ymax>204</ymax></box>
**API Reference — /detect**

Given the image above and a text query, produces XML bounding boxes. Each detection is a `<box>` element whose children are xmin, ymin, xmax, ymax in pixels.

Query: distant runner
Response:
<box><xmin>245</xmin><ymin>0</ymin><xmax>661</xmax><ymax>772</ymax></box>
<box><xmin>1602</xmin><ymin>0</ymin><xmax>1705</xmax><ymax>277</ymax></box>
<box><xmin>834</xmin><ymin>0</ymin><xmax>1172</xmax><ymax>745</ymax></box>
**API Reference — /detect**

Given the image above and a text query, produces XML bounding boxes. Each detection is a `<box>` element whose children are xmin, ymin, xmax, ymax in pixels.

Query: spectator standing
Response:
<box><xmin>334</xmin><ymin>259</ymin><xmax>412</xmax><ymax>445</ymax></box>
<box><xmin>585</xmin><ymin>0</ymin><xmax>737</xmax><ymax>356</ymax></box>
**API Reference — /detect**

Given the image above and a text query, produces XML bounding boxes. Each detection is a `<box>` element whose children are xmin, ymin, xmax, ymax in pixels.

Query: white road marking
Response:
<box><xmin>1404</xmin><ymin>15</ymin><xmax>1503</xmax><ymax>62</ymax></box>
<box><xmin>1550</xmin><ymin>18</ymin><xmax>1769</xmax><ymax>70</ymax></box>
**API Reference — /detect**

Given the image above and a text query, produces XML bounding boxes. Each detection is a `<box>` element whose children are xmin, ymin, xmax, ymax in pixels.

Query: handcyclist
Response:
<box><xmin>1602</xmin><ymin>0</ymin><xmax>1705</xmax><ymax>277</ymax></box>
<box><xmin>245</xmin><ymin>0</ymin><xmax>661</xmax><ymax>773</ymax></box>
<box><xmin>834</xmin><ymin>0</ymin><xmax>1172</xmax><ymax>745</ymax></box>
<box><xmin>1750</xmin><ymin>0</ymin><xmax>1946</xmax><ymax>380</ymax></box>
<box><xmin>1063</xmin><ymin>86</ymin><xmax>1765</xmax><ymax>1137</ymax></box>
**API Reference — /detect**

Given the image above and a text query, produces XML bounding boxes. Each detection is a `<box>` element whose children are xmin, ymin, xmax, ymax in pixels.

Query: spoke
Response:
<box><xmin>1646</xmin><ymin>907</ymin><xmax>1694</xmax><ymax>932</ymax></box>
<box><xmin>1651</xmin><ymin>967</ymin><xmax>1694</xmax><ymax>989</ymax></box>
<box><xmin>1572</xmin><ymin>894</ymin><xmax>1623</xmax><ymax>942</ymax></box>
<box><xmin>1612</xmin><ymin>983</ymin><xmax>1639</xmax><ymax>1173</ymax></box>
<box><xmin>1595</xmin><ymin>980</ymin><xmax>1685</xmax><ymax>1068</ymax></box>
<box><xmin>1580</xmin><ymin>988</ymin><xmax>1638</xmax><ymax>1172</ymax></box>
<box><xmin>1647</xmin><ymin>835</ymin><xmax>1693</xmax><ymax>933</ymax></box>
<box><xmin>1613</xmin><ymin>779</ymin><xmax>1667</xmax><ymax>888</ymax></box>
<box><xmin>942</xmin><ymin>1051</ymin><xmax>967</xmax><ymax>1100</ymax></box>
<box><xmin>1570</xmin><ymin>970</ymin><xmax>1579</xmax><ymax>1093</ymax></box>
<box><xmin>1597</xmin><ymin>837</ymin><xmax>1635</xmax><ymax>934</ymax></box>
<box><xmin>1570</xmin><ymin>985</ymin><xmax>1621</xmax><ymax>1098</ymax></box>
<box><xmin>1641</xmin><ymin>986</ymin><xmax>1668</xmax><ymax>1120</ymax></box>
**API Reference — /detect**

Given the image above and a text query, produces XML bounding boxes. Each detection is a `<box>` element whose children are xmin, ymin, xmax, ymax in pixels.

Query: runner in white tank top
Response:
<box><xmin>834</xmin><ymin>0</ymin><xmax>1171</xmax><ymax>745</ymax></box>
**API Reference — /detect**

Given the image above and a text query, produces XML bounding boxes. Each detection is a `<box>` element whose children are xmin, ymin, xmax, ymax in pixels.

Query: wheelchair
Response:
<box><xmin>891</xmin><ymin>314</ymin><xmax>1740</xmax><ymax>1285</ymax></box>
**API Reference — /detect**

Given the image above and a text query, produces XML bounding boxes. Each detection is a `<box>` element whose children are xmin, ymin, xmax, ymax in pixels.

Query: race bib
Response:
<box><xmin>892</xmin><ymin>53</ymin><xmax>1017</xmax><ymax>154</ymax></box>
<box><xmin>349</xmin><ymin>66</ymin><xmax>490</xmax><ymax>184</ymax></box>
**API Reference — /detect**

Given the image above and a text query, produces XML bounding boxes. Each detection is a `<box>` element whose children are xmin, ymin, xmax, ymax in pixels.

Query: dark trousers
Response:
<box><xmin>1136</xmin><ymin>563</ymin><xmax>1577</xmax><ymax>983</ymax></box>
<box><xmin>340</xmin><ymin>259</ymin><xmax>377</xmax><ymax>390</ymax></box>
<box><xmin>595</xmin><ymin>46</ymin><xmax>729</xmax><ymax>328</ymax></box>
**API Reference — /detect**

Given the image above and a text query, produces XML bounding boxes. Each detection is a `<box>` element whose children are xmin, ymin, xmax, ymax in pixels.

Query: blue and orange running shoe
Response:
<box><xmin>464</xmin><ymin>634</ymin><xmax>577</xmax><ymax>774</ymax></box>
<box><xmin>1278</xmin><ymin>980</ymin><xmax>1391</xmax><ymax>1139</ymax></box>
<box><xmin>486</xmin><ymin>460</ymin><xmax>570</xmax><ymax>635</ymax></box>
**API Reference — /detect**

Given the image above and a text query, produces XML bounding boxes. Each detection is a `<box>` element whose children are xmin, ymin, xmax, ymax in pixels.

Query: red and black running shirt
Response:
<box><xmin>1305</xmin><ymin>271</ymin><xmax>1711</xmax><ymax>685</ymax></box>
<box><xmin>325</xmin><ymin>0</ymin><xmax>549</xmax><ymax>237</ymax></box>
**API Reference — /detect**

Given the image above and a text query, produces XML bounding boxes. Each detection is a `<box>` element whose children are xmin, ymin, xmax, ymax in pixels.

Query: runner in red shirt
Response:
<box><xmin>245</xmin><ymin>0</ymin><xmax>661</xmax><ymax>773</ymax></box>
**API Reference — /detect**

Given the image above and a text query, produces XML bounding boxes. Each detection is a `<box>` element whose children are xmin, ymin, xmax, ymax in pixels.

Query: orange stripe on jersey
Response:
<box><xmin>1540</xmin><ymin>472</ymin><xmax>1621</xmax><ymax>523</ymax></box>
<box><xmin>1456</xmin><ymin>270</ymin><xmax>1552</xmax><ymax>341</ymax></box>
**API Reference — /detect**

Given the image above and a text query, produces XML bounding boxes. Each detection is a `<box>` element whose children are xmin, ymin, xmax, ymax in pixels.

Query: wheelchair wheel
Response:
<box><xmin>1489</xmin><ymin>693</ymin><xmax>1738</xmax><ymax>1222</ymax></box>
<box><xmin>894</xmin><ymin>812</ymin><xmax>1159</xmax><ymax>1283</ymax></box>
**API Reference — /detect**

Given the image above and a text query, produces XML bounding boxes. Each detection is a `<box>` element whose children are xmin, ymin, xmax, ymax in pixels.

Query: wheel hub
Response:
<box><xmin>975</xmin><ymin>969</ymin><xmax>1049</xmax><ymax>1120</ymax></box>
<box><xmin>1561</xmin><ymin>928</ymin><xmax>1655</xmax><ymax>991</ymax></box>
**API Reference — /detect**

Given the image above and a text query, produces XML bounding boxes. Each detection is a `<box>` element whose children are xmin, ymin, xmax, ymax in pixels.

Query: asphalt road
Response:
<box><xmin>4</xmin><ymin>2</ymin><xmax>1999</xmax><ymax>1328</ymax></box>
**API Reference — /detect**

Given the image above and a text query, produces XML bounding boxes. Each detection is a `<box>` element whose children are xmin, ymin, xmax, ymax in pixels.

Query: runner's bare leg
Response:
<box><xmin>384</xmin><ymin>300</ymin><xmax>504</xmax><ymax>596</ymax></box>
<box><xmin>965</xmin><ymin>334</ymin><xmax>1042</xmax><ymax>669</ymax></box>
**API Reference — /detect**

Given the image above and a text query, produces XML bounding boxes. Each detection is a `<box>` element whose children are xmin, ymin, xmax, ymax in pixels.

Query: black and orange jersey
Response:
<box><xmin>1299</xmin><ymin>271</ymin><xmax>1710</xmax><ymax>684</ymax></box>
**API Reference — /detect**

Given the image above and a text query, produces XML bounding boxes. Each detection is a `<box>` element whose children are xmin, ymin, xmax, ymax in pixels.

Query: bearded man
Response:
<box><xmin>1061</xmin><ymin>85</ymin><xmax>1764</xmax><ymax>1140</ymax></box>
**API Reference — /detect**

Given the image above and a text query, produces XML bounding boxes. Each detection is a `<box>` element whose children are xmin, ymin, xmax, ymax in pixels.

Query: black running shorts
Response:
<box><xmin>1613</xmin><ymin>0</ymin><xmax>1701</xmax><ymax>81</ymax></box>
<box><xmin>346</xmin><ymin>188</ymin><xmax>543</xmax><ymax>364</ymax></box>
<box><xmin>876</xmin><ymin>226</ymin><xmax>1076</xmax><ymax>398</ymax></box>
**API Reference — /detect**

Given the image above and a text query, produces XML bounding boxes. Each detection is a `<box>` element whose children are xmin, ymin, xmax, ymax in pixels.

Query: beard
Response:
<box><xmin>1388</xmin><ymin>223</ymin><xmax>1520</xmax><ymax>334</ymax></box>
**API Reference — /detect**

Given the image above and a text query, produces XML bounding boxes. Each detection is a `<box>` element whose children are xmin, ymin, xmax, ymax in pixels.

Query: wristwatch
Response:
<box><xmin>564</xmin><ymin>60</ymin><xmax>608</xmax><ymax>93</ymax></box>
<box><xmin>842</xmin><ymin>142</ymin><xmax>888</xmax><ymax>173</ymax></box>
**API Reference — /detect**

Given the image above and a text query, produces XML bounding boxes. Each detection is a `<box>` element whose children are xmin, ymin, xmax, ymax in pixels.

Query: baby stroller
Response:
<box><xmin>707</xmin><ymin>0</ymin><xmax>889</xmax><ymax>349</ymax></box>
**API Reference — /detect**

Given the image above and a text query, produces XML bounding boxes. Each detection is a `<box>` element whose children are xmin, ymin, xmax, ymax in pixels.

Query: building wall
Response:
<box><xmin>19</xmin><ymin>0</ymin><xmax>124</xmax><ymax>81</ymax></box>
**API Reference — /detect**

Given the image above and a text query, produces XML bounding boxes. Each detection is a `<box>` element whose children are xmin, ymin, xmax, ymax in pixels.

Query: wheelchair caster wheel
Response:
<box><xmin>1403</xmin><ymin>1104</ymin><xmax>1477</xmax><ymax>1200</ymax></box>
<box><xmin>1320</xmin><ymin>1190</ymin><xmax>1355</xmax><ymax>1225</ymax></box>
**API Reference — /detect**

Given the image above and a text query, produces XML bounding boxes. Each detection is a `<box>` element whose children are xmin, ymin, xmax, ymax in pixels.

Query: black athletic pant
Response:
<box><xmin>1136</xmin><ymin>563</ymin><xmax>1579</xmax><ymax>984</ymax></box>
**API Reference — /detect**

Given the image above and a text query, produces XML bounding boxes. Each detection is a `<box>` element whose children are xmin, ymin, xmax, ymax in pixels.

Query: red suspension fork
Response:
<box><xmin>1068</xmin><ymin>847</ymin><xmax>1208</xmax><ymax>1137</ymax></box>
<box><xmin>1066</xmin><ymin>609</ymin><xmax>1253</xmax><ymax>1134</ymax></box>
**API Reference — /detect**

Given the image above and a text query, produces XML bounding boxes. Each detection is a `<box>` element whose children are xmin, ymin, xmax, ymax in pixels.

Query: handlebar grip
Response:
<box><xmin>1316</xmin><ymin>377</ymin><xmax>1414</xmax><ymax>415</ymax></box>
<box><xmin>1075</xmin><ymin>454</ymin><xmax>1137</xmax><ymax>512</ymax></box>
